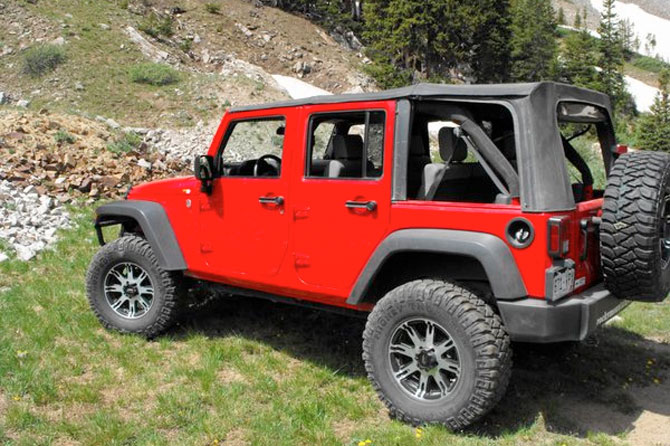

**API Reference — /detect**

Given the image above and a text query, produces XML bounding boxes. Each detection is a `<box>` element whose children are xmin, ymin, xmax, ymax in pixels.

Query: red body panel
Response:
<box><xmin>128</xmin><ymin>99</ymin><xmax>604</xmax><ymax>310</ymax></box>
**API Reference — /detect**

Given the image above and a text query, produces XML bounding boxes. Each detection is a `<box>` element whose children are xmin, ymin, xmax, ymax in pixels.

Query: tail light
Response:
<box><xmin>548</xmin><ymin>216</ymin><xmax>570</xmax><ymax>258</ymax></box>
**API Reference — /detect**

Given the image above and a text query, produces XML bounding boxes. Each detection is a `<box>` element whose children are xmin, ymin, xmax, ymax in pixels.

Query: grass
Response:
<box><xmin>21</xmin><ymin>44</ymin><xmax>66</xmax><ymax>77</ymax></box>
<box><xmin>138</xmin><ymin>12</ymin><xmax>174</xmax><ymax>39</ymax></box>
<box><xmin>0</xmin><ymin>207</ymin><xmax>668</xmax><ymax>445</ymax></box>
<box><xmin>129</xmin><ymin>63</ymin><xmax>180</xmax><ymax>86</ymax></box>
<box><xmin>107</xmin><ymin>131</ymin><xmax>143</xmax><ymax>154</ymax></box>
<box><xmin>204</xmin><ymin>2</ymin><xmax>221</xmax><ymax>14</ymax></box>
<box><xmin>629</xmin><ymin>54</ymin><xmax>670</xmax><ymax>75</ymax></box>
<box><xmin>54</xmin><ymin>130</ymin><xmax>75</xmax><ymax>144</ymax></box>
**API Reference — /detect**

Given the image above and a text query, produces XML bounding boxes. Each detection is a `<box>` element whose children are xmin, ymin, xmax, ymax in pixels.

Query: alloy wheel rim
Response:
<box><xmin>388</xmin><ymin>318</ymin><xmax>461</xmax><ymax>401</ymax></box>
<box><xmin>103</xmin><ymin>262</ymin><xmax>155</xmax><ymax>319</ymax></box>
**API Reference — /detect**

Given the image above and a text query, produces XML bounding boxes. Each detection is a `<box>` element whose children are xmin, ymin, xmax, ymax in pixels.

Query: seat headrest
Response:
<box><xmin>332</xmin><ymin>134</ymin><xmax>363</xmax><ymax>160</ymax></box>
<box><xmin>410</xmin><ymin>134</ymin><xmax>425</xmax><ymax>156</ymax></box>
<box><xmin>438</xmin><ymin>127</ymin><xmax>467</xmax><ymax>163</ymax></box>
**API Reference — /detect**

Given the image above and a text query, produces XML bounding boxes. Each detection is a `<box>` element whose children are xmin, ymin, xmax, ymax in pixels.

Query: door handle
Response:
<box><xmin>345</xmin><ymin>200</ymin><xmax>377</xmax><ymax>211</ymax></box>
<box><xmin>259</xmin><ymin>196</ymin><xmax>284</xmax><ymax>206</ymax></box>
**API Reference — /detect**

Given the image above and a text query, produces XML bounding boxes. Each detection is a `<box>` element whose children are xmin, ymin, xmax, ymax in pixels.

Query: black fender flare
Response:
<box><xmin>347</xmin><ymin>229</ymin><xmax>527</xmax><ymax>305</ymax></box>
<box><xmin>94</xmin><ymin>200</ymin><xmax>187</xmax><ymax>271</ymax></box>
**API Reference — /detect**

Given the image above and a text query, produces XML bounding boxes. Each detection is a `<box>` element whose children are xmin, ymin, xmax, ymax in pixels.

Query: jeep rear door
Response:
<box><xmin>291</xmin><ymin>101</ymin><xmax>394</xmax><ymax>296</ymax></box>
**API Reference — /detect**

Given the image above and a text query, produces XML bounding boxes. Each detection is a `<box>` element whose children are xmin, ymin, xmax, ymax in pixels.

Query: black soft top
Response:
<box><xmin>230</xmin><ymin>81</ymin><xmax>611</xmax><ymax>115</ymax></box>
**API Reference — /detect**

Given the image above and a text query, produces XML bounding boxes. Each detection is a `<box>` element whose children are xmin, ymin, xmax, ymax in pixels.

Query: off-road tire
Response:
<box><xmin>362</xmin><ymin>279</ymin><xmax>512</xmax><ymax>430</ymax></box>
<box><xmin>85</xmin><ymin>235</ymin><xmax>183</xmax><ymax>338</ymax></box>
<box><xmin>601</xmin><ymin>151</ymin><xmax>670</xmax><ymax>302</ymax></box>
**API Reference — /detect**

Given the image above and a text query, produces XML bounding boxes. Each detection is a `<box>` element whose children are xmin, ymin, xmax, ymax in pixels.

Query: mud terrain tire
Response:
<box><xmin>362</xmin><ymin>279</ymin><xmax>512</xmax><ymax>430</ymax></box>
<box><xmin>86</xmin><ymin>235</ymin><xmax>183</xmax><ymax>337</ymax></box>
<box><xmin>601</xmin><ymin>151</ymin><xmax>670</xmax><ymax>302</ymax></box>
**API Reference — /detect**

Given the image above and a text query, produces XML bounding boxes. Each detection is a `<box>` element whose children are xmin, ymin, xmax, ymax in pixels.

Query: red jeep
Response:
<box><xmin>86</xmin><ymin>82</ymin><xmax>670</xmax><ymax>429</ymax></box>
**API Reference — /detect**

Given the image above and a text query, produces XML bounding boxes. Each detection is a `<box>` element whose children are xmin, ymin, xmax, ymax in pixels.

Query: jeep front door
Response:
<box><xmin>292</xmin><ymin>103</ymin><xmax>393</xmax><ymax>295</ymax></box>
<box><xmin>198</xmin><ymin>114</ymin><xmax>291</xmax><ymax>281</ymax></box>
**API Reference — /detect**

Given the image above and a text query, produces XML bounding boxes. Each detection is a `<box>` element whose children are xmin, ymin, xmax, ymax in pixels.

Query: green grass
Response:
<box><xmin>629</xmin><ymin>54</ymin><xmax>670</xmax><ymax>75</ymax></box>
<box><xmin>204</xmin><ymin>2</ymin><xmax>221</xmax><ymax>14</ymax></box>
<box><xmin>0</xmin><ymin>207</ymin><xmax>668</xmax><ymax>445</ymax></box>
<box><xmin>107</xmin><ymin>131</ymin><xmax>142</xmax><ymax>154</ymax></box>
<box><xmin>138</xmin><ymin>12</ymin><xmax>174</xmax><ymax>39</ymax></box>
<box><xmin>129</xmin><ymin>63</ymin><xmax>180</xmax><ymax>86</ymax></box>
<box><xmin>54</xmin><ymin>130</ymin><xmax>76</xmax><ymax>144</ymax></box>
<box><xmin>21</xmin><ymin>44</ymin><xmax>66</xmax><ymax>77</ymax></box>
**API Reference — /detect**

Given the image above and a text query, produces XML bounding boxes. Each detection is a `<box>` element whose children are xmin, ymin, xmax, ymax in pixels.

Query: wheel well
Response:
<box><xmin>359</xmin><ymin>252</ymin><xmax>494</xmax><ymax>306</ymax></box>
<box><xmin>96</xmin><ymin>215</ymin><xmax>144</xmax><ymax>239</ymax></box>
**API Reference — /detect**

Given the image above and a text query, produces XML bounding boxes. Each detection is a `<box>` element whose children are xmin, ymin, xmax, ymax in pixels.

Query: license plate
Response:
<box><xmin>552</xmin><ymin>267</ymin><xmax>575</xmax><ymax>300</ymax></box>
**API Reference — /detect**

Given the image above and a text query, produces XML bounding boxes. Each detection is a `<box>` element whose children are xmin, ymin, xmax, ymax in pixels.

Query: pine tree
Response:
<box><xmin>560</xmin><ymin>29</ymin><xmax>600</xmax><ymax>90</ymax></box>
<box><xmin>574</xmin><ymin>11</ymin><xmax>582</xmax><ymax>28</ymax></box>
<box><xmin>637</xmin><ymin>69</ymin><xmax>670</xmax><ymax>151</ymax></box>
<box><xmin>362</xmin><ymin>0</ymin><xmax>512</xmax><ymax>87</ymax></box>
<box><xmin>509</xmin><ymin>0</ymin><xmax>557</xmax><ymax>81</ymax></box>
<box><xmin>597</xmin><ymin>0</ymin><xmax>628</xmax><ymax>113</ymax></box>
<box><xmin>557</xmin><ymin>7</ymin><xmax>565</xmax><ymax>25</ymax></box>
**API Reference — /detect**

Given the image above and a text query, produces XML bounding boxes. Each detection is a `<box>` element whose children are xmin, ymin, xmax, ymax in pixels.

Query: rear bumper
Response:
<box><xmin>497</xmin><ymin>283</ymin><xmax>630</xmax><ymax>343</ymax></box>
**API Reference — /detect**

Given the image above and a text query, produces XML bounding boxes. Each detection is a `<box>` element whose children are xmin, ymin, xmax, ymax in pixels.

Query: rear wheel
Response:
<box><xmin>362</xmin><ymin>279</ymin><xmax>511</xmax><ymax>430</ymax></box>
<box><xmin>601</xmin><ymin>151</ymin><xmax>670</xmax><ymax>302</ymax></box>
<box><xmin>85</xmin><ymin>235</ymin><xmax>183</xmax><ymax>337</ymax></box>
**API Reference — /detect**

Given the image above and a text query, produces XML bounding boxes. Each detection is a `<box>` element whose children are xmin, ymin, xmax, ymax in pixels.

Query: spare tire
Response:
<box><xmin>601</xmin><ymin>151</ymin><xmax>670</xmax><ymax>302</ymax></box>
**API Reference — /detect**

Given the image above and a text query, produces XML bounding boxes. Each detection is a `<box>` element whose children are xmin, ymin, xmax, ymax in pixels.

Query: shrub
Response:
<box><xmin>22</xmin><ymin>44</ymin><xmax>66</xmax><ymax>77</ymax></box>
<box><xmin>107</xmin><ymin>132</ymin><xmax>142</xmax><ymax>154</ymax></box>
<box><xmin>129</xmin><ymin>63</ymin><xmax>179</xmax><ymax>86</ymax></box>
<box><xmin>138</xmin><ymin>12</ymin><xmax>174</xmax><ymax>38</ymax></box>
<box><xmin>54</xmin><ymin>130</ymin><xmax>75</xmax><ymax>144</ymax></box>
<box><xmin>205</xmin><ymin>2</ymin><xmax>220</xmax><ymax>14</ymax></box>
<box><xmin>179</xmin><ymin>38</ymin><xmax>192</xmax><ymax>53</ymax></box>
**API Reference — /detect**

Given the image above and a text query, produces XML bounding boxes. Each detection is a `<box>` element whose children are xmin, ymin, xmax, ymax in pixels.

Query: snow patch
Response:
<box><xmin>589</xmin><ymin>0</ymin><xmax>670</xmax><ymax>61</ymax></box>
<box><xmin>625</xmin><ymin>75</ymin><xmax>659</xmax><ymax>113</ymax></box>
<box><xmin>271</xmin><ymin>75</ymin><xmax>332</xmax><ymax>99</ymax></box>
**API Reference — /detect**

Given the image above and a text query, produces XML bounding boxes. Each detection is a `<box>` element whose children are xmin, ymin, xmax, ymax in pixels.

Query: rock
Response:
<box><xmin>99</xmin><ymin>23</ymin><xmax>110</xmax><ymax>30</ymax></box>
<box><xmin>193</xmin><ymin>34</ymin><xmax>201</xmax><ymax>44</ymax></box>
<box><xmin>105</xmin><ymin>118</ymin><xmax>120</xmax><ymax>129</ymax></box>
<box><xmin>16</xmin><ymin>99</ymin><xmax>30</xmax><ymax>108</ymax></box>
<box><xmin>74</xmin><ymin>82</ymin><xmax>84</xmax><ymax>91</ymax></box>
<box><xmin>0</xmin><ymin>92</ymin><xmax>7</xmax><ymax>104</ymax></box>
<box><xmin>51</xmin><ymin>36</ymin><xmax>66</xmax><ymax>46</ymax></box>
<box><xmin>0</xmin><ymin>252</ymin><xmax>8</xmax><ymax>262</ymax></box>
<box><xmin>15</xmin><ymin>245</ymin><xmax>35</xmax><ymax>261</ymax></box>
<box><xmin>137</xmin><ymin>159</ymin><xmax>152</xmax><ymax>170</ymax></box>
<box><xmin>124</xmin><ymin>26</ymin><xmax>170</xmax><ymax>63</ymax></box>
<box><xmin>235</xmin><ymin>23</ymin><xmax>254</xmax><ymax>38</ymax></box>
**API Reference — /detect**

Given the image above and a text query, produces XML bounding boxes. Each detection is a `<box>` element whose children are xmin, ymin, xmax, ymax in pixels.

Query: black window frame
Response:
<box><xmin>304</xmin><ymin>109</ymin><xmax>387</xmax><ymax>180</ymax></box>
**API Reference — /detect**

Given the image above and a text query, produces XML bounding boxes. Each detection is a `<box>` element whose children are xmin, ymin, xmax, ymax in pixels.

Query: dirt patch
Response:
<box><xmin>0</xmin><ymin>390</ymin><xmax>7</xmax><ymax>418</ymax></box>
<box><xmin>331</xmin><ymin>418</ymin><xmax>358</xmax><ymax>443</ymax></box>
<box><xmin>217</xmin><ymin>367</ymin><xmax>244</xmax><ymax>383</ymax></box>
<box><xmin>224</xmin><ymin>427</ymin><xmax>249</xmax><ymax>446</ymax></box>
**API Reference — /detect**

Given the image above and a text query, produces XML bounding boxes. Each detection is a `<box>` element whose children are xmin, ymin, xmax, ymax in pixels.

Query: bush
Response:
<box><xmin>54</xmin><ymin>130</ymin><xmax>76</xmax><ymax>144</ymax></box>
<box><xmin>107</xmin><ymin>132</ymin><xmax>143</xmax><ymax>154</ymax></box>
<box><xmin>205</xmin><ymin>2</ymin><xmax>220</xmax><ymax>14</ymax></box>
<box><xmin>138</xmin><ymin>13</ymin><xmax>173</xmax><ymax>38</ymax></box>
<box><xmin>129</xmin><ymin>63</ymin><xmax>179</xmax><ymax>85</ymax></box>
<box><xmin>22</xmin><ymin>44</ymin><xmax>66</xmax><ymax>77</ymax></box>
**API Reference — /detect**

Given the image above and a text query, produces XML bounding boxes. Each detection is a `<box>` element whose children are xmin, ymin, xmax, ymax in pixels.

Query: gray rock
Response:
<box><xmin>0</xmin><ymin>252</ymin><xmax>8</xmax><ymax>263</ymax></box>
<box><xmin>105</xmin><ymin>118</ymin><xmax>120</xmax><ymax>129</ymax></box>
<box><xmin>74</xmin><ymin>82</ymin><xmax>84</xmax><ymax>91</ymax></box>
<box><xmin>16</xmin><ymin>99</ymin><xmax>30</xmax><ymax>108</ymax></box>
<box><xmin>51</xmin><ymin>36</ymin><xmax>66</xmax><ymax>46</ymax></box>
<box><xmin>137</xmin><ymin>159</ymin><xmax>152</xmax><ymax>169</ymax></box>
<box><xmin>0</xmin><ymin>92</ymin><xmax>7</xmax><ymax>104</ymax></box>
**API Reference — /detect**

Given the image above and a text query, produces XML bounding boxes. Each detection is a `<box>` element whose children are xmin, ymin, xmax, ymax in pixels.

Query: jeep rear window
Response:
<box><xmin>306</xmin><ymin>111</ymin><xmax>385</xmax><ymax>179</ymax></box>
<box><xmin>557</xmin><ymin>101</ymin><xmax>611</xmax><ymax>201</ymax></box>
<box><xmin>408</xmin><ymin>101</ymin><xmax>518</xmax><ymax>203</ymax></box>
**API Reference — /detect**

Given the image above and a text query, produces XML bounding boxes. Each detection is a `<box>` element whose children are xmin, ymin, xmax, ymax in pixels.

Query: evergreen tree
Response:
<box><xmin>637</xmin><ymin>69</ymin><xmax>670</xmax><ymax>151</ymax></box>
<box><xmin>574</xmin><ymin>11</ymin><xmax>582</xmax><ymax>28</ymax></box>
<box><xmin>557</xmin><ymin>7</ymin><xmax>565</xmax><ymax>25</ymax></box>
<box><xmin>509</xmin><ymin>0</ymin><xmax>557</xmax><ymax>81</ymax></box>
<box><xmin>560</xmin><ymin>29</ymin><xmax>600</xmax><ymax>90</ymax></box>
<box><xmin>362</xmin><ymin>0</ymin><xmax>512</xmax><ymax>87</ymax></box>
<box><xmin>597</xmin><ymin>0</ymin><xmax>628</xmax><ymax>113</ymax></box>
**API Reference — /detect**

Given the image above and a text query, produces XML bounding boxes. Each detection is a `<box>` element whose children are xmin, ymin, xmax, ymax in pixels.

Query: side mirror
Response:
<box><xmin>194</xmin><ymin>155</ymin><xmax>214</xmax><ymax>194</ymax></box>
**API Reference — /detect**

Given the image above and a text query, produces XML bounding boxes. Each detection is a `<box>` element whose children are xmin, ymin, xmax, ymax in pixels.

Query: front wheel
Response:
<box><xmin>85</xmin><ymin>235</ymin><xmax>183</xmax><ymax>338</ymax></box>
<box><xmin>362</xmin><ymin>279</ymin><xmax>512</xmax><ymax>430</ymax></box>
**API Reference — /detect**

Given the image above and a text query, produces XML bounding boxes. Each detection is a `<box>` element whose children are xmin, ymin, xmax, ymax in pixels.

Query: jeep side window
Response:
<box><xmin>306</xmin><ymin>111</ymin><xmax>385</xmax><ymax>179</ymax></box>
<box><xmin>218</xmin><ymin>117</ymin><xmax>286</xmax><ymax>177</ymax></box>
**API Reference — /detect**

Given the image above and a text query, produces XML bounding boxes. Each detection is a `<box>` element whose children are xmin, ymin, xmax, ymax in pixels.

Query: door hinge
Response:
<box><xmin>294</xmin><ymin>254</ymin><xmax>310</xmax><ymax>267</ymax></box>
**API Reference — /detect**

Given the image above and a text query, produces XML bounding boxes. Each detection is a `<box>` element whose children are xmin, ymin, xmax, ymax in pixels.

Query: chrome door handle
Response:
<box><xmin>345</xmin><ymin>200</ymin><xmax>377</xmax><ymax>211</ymax></box>
<box><xmin>259</xmin><ymin>196</ymin><xmax>284</xmax><ymax>205</ymax></box>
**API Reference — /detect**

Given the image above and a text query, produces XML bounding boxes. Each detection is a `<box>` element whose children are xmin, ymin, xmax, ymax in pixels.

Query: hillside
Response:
<box><xmin>0</xmin><ymin>0</ymin><xmax>373</xmax><ymax>129</ymax></box>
